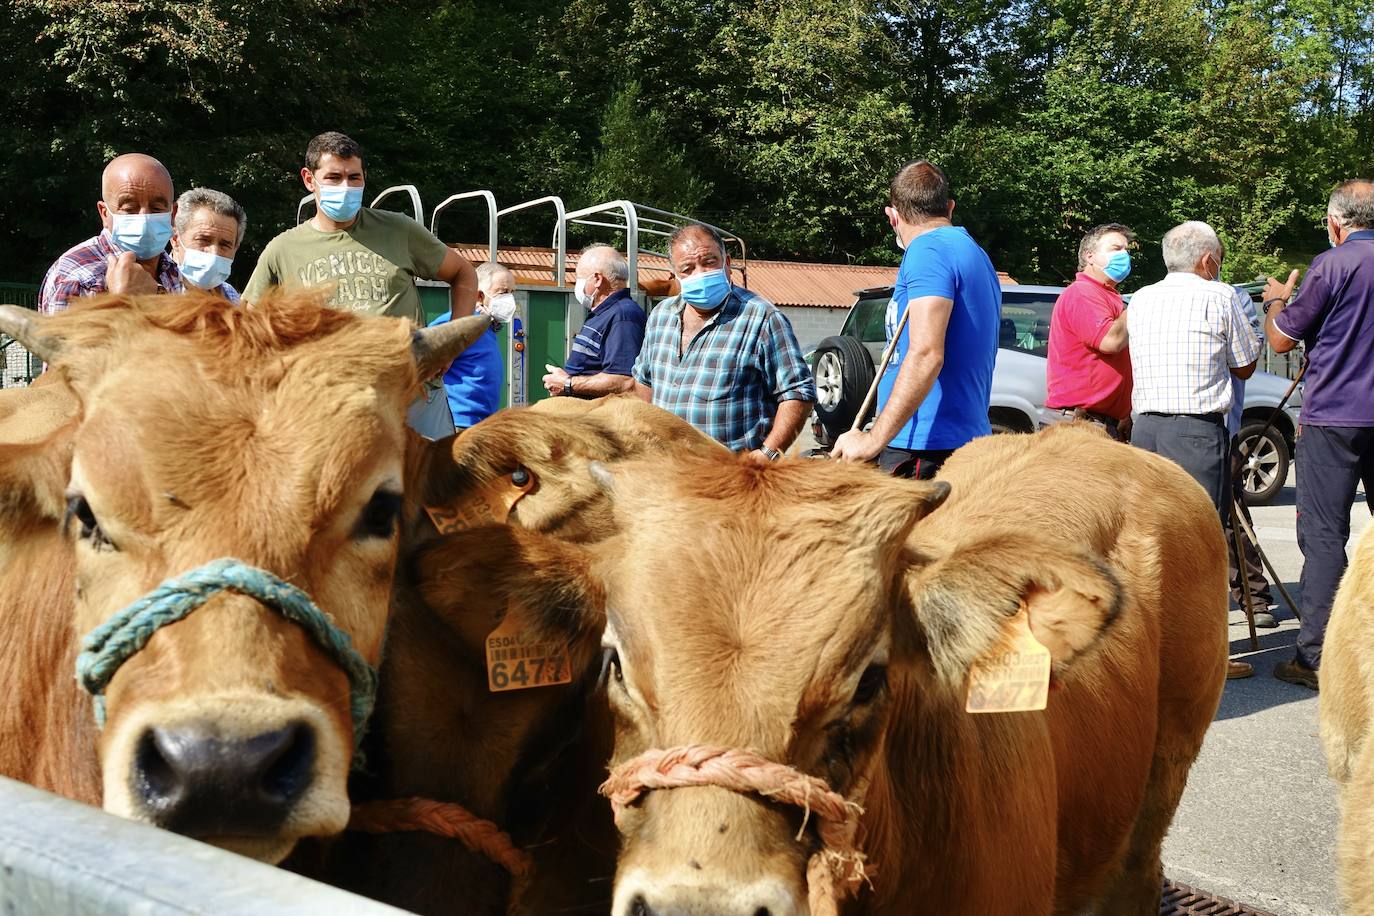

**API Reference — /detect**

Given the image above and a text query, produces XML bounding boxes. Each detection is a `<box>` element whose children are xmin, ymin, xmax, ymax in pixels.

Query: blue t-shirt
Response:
<box><xmin>429</xmin><ymin>310</ymin><xmax>504</xmax><ymax>429</ymax></box>
<box><xmin>878</xmin><ymin>226</ymin><xmax>1000</xmax><ymax>451</ymax></box>
<box><xmin>565</xmin><ymin>289</ymin><xmax>647</xmax><ymax>377</ymax></box>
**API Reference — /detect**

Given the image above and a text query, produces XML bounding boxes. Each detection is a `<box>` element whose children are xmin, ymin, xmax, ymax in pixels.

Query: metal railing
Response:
<box><xmin>560</xmin><ymin>201</ymin><xmax>749</xmax><ymax>291</ymax></box>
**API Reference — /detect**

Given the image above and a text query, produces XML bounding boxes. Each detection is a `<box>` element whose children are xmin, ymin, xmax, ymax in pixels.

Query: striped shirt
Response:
<box><xmin>1127</xmin><ymin>272</ymin><xmax>1261</xmax><ymax>415</ymax></box>
<box><xmin>39</xmin><ymin>231</ymin><xmax>182</xmax><ymax>314</ymax></box>
<box><xmin>632</xmin><ymin>286</ymin><xmax>816</xmax><ymax>451</ymax></box>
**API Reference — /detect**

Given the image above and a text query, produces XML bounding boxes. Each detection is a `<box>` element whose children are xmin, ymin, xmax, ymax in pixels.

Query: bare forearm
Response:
<box><xmin>870</xmin><ymin>348</ymin><xmax>943</xmax><ymax>446</ymax></box>
<box><xmin>446</xmin><ymin>257</ymin><xmax>479</xmax><ymax>319</ymax></box>
<box><xmin>567</xmin><ymin>372</ymin><xmax>634</xmax><ymax>397</ymax></box>
<box><xmin>1097</xmin><ymin>314</ymin><xmax>1129</xmax><ymax>354</ymax></box>
<box><xmin>765</xmin><ymin>397</ymin><xmax>813</xmax><ymax>452</ymax></box>
<box><xmin>1266</xmin><ymin>310</ymin><xmax>1298</xmax><ymax>354</ymax></box>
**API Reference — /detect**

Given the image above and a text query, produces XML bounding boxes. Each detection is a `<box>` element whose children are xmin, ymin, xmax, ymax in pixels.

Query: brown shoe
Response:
<box><xmin>1274</xmin><ymin>658</ymin><xmax>1319</xmax><ymax>690</ymax></box>
<box><xmin>1227</xmin><ymin>660</ymin><xmax>1254</xmax><ymax>679</ymax></box>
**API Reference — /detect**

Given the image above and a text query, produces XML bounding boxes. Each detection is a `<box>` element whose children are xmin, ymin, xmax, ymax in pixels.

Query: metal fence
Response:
<box><xmin>1</xmin><ymin>285</ymin><xmax>40</xmax><ymax>388</ymax></box>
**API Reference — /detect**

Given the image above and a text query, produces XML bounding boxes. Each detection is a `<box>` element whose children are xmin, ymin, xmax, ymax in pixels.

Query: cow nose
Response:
<box><xmin>131</xmin><ymin>720</ymin><xmax>315</xmax><ymax>837</ymax></box>
<box><xmin>624</xmin><ymin>890</ymin><xmax>789</xmax><ymax>916</ymax></box>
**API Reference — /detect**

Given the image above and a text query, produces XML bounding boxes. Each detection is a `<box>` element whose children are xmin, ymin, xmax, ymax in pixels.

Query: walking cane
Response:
<box><xmin>1231</xmin><ymin>498</ymin><xmax>1303</xmax><ymax>621</ymax></box>
<box><xmin>1229</xmin><ymin>498</ymin><xmax>1261</xmax><ymax>652</ymax></box>
<box><xmin>849</xmin><ymin>301</ymin><xmax>912</xmax><ymax>434</ymax></box>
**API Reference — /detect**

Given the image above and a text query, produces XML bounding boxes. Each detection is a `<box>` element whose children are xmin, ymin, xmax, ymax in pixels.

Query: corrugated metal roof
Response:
<box><xmin>448</xmin><ymin>244</ymin><xmax>1012</xmax><ymax>309</ymax></box>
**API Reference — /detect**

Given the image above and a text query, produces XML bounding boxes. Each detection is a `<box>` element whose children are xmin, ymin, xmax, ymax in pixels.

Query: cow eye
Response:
<box><xmin>64</xmin><ymin>494</ymin><xmax>115</xmax><ymax>551</ymax></box>
<box><xmin>853</xmin><ymin>664</ymin><xmax>887</xmax><ymax>705</ymax></box>
<box><xmin>355</xmin><ymin>489</ymin><xmax>402</xmax><ymax>540</ymax></box>
<box><xmin>598</xmin><ymin>647</ymin><xmax>624</xmax><ymax>690</ymax></box>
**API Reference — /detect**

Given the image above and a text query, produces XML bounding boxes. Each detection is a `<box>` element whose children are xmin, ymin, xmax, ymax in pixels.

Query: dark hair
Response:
<box><xmin>305</xmin><ymin>132</ymin><xmax>364</xmax><ymax>172</ymax></box>
<box><xmin>667</xmin><ymin>223</ymin><xmax>727</xmax><ymax>267</ymax></box>
<box><xmin>1077</xmin><ymin>223</ymin><xmax>1136</xmax><ymax>270</ymax></box>
<box><xmin>1329</xmin><ymin>179</ymin><xmax>1374</xmax><ymax>230</ymax></box>
<box><xmin>889</xmin><ymin>160</ymin><xmax>950</xmax><ymax>222</ymax></box>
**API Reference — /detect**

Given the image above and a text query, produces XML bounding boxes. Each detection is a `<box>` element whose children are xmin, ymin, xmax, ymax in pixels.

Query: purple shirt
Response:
<box><xmin>1273</xmin><ymin>229</ymin><xmax>1374</xmax><ymax>426</ymax></box>
<box><xmin>39</xmin><ymin>230</ymin><xmax>182</xmax><ymax>314</ymax></box>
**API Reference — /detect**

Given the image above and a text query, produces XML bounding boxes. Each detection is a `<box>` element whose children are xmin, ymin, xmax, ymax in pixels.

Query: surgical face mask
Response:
<box><xmin>1102</xmin><ymin>249</ymin><xmax>1132</xmax><ymax>283</ymax></box>
<box><xmin>678</xmin><ymin>268</ymin><xmax>731</xmax><ymax>311</ymax></box>
<box><xmin>574</xmin><ymin>277</ymin><xmax>594</xmax><ymax>310</ymax></box>
<box><xmin>317</xmin><ymin>184</ymin><xmax>364</xmax><ymax>222</ymax></box>
<box><xmin>178</xmin><ymin>246</ymin><xmax>233</xmax><ymax>290</ymax></box>
<box><xmin>110</xmin><ymin>211</ymin><xmax>173</xmax><ymax>260</ymax></box>
<box><xmin>894</xmin><ymin>226</ymin><xmax>907</xmax><ymax>252</ymax></box>
<box><xmin>484</xmin><ymin>292</ymin><xmax>517</xmax><ymax>324</ymax></box>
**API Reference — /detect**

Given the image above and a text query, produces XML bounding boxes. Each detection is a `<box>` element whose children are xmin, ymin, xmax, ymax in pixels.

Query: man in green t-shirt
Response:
<box><xmin>244</xmin><ymin>131</ymin><xmax>477</xmax><ymax>324</ymax></box>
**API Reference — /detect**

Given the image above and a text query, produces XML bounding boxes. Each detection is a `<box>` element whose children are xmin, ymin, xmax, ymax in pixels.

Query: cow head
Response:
<box><xmin>589</xmin><ymin>453</ymin><xmax>1122</xmax><ymax>916</ymax></box>
<box><xmin>0</xmin><ymin>293</ymin><xmax>488</xmax><ymax>862</ymax></box>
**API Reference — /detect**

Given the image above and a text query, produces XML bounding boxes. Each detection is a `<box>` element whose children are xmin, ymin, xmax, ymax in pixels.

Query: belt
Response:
<box><xmin>1054</xmin><ymin>407</ymin><xmax>1119</xmax><ymax>427</ymax></box>
<box><xmin>1141</xmin><ymin>411</ymin><xmax>1224</xmax><ymax>425</ymax></box>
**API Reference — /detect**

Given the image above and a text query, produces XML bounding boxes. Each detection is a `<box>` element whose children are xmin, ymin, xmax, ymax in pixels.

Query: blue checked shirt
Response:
<box><xmin>632</xmin><ymin>286</ymin><xmax>816</xmax><ymax>451</ymax></box>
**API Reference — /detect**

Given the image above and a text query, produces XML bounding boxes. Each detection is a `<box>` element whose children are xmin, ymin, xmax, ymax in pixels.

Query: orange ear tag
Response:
<box><xmin>965</xmin><ymin>606</ymin><xmax>1051</xmax><ymax>714</ymax></box>
<box><xmin>485</xmin><ymin>601</ymin><xmax>574</xmax><ymax>693</ymax></box>
<box><xmin>425</xmin><ymin>469</ymin><xmax>535</xmax><ymax>534</ymax></box>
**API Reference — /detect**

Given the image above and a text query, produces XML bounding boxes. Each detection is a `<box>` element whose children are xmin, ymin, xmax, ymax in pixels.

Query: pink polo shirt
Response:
<box><xmin>1045</xmin><ymin>273</ymin><xmax>1133</xmax><ymax>420</ymax></box>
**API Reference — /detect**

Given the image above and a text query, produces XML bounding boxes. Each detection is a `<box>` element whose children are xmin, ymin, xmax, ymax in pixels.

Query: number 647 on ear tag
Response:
<box><xmin>485</xmin><ymin>612</ymin><xmax>573</xmax><ymax>692</ymax></box>
<box><xmin>966</xmin><ymin>607</ymin><xmax>1051</xmax><ymax>714</ymax></box>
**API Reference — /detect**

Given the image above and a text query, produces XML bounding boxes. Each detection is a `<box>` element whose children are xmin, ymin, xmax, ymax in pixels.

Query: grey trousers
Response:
<box><xmin>1132</xmin><ymin>412</ymin><xmax>1229</xmax><ymax>517</ymax></box>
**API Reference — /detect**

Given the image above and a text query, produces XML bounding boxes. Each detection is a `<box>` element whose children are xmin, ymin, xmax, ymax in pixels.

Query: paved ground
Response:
<box><xmin>1162</xmin><ymin>474</ymin><xmax>1371</xmax><ymax>915</ymax></box>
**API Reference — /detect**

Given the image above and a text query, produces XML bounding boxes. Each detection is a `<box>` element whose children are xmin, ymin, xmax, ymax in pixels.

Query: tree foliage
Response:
<box><xmin>1</xmin><ymin>0</ymin><xmax>1370</xmax><ymax>288</ymax></box>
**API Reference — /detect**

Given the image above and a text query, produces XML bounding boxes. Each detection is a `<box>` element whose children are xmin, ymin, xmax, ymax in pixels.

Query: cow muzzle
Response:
<box><xmin>601</xmin><ymin>746</ymin><xmax>869</xmax><ymax>916</ymax></box>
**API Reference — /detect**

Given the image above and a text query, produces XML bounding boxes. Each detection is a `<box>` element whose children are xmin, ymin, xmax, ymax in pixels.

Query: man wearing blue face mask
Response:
<box><xmin>171</xmin><ymin>188</ymin><xmax>246</xmax><ymax>304</ymax></box>
<box><xmin>40</xmin><ymin>152</ymin><xmax>183</xmax><ymax>314</ymax></box>
<box><xmin>632</xmin><ymin>223</ymin><xmax>816</xmax><ymax>458</ymax></box>
<box><xmin>244</xmin><ymin>131</ymin><xmax>478</xmax><ymax>324</ymax></box>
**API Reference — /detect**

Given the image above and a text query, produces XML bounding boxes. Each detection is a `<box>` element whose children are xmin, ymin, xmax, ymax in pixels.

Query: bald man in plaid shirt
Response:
<box><xmin>1127</xmin><ymin>222</ymin><xmax>1261</xmax><ymax>678</ymax></box>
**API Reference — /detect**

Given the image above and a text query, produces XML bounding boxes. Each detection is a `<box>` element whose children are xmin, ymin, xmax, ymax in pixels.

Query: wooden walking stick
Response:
<box><xmin>1229</xmin><ymin>497</ymin><xmax>1261</xmax><ymax>652</ymax></box>
<box><xmin>850</xmin><ymin>301</ymin><xmax>912</xmax><ymax>434</ymax></box>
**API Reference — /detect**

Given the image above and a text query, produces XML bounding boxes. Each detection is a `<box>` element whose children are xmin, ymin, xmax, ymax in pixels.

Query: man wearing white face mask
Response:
<box><xmin>171</xmin><ymin>188</ymin><xmax>246</xmax><ymax>303</ymax></box>
<box><xmin>244</xmin><ymin>131</ymin><xmax>478</xmax><ymax>323</ymax></box>
<box><xmin>429</xmin><ymin>261</ymin><xmax>516</xmax><ymax>430</ymax></box>
<box><xmin>542</xmin><ymin>244</ymin><xmax>645</xmax><ymax>398</ymax></box>
<box><xmin>632</xmin><ymin>224</ymin><xmax>815</xmax><ymax>458</ymax></box>
<box><xmin>40</xmin><ymin>152</ymin><xmax>183</xmax><ymax>314</ymax></box>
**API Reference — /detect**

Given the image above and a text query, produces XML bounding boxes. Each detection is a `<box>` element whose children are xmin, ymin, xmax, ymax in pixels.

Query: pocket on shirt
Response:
<box><xmin>688</xmin><ymin>351</ymin><xmax>745</xmax><ymax>401</ymax></box>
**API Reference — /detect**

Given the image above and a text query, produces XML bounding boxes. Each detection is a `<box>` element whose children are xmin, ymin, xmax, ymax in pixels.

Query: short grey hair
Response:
<box><xmin>475</xmin><ymin>260</ymin><xmax>515</xmax><ymax>292</ymax></box>
<box><xmin>1329</xmin><ymin>179</ymin><xmax>1374</xmax><ymax>230</ymax></box>
<box><xmin>577</xmin><ymin>244</ymin><xmax>629</xmax><ymax>287</ymax></box>
<box><xmin>174</xmin><ymin>188</ymin><xmax>247</xmax><ymax>246</ymax></box>
<box><xmin>667</xmin><ymin>223</ymin><xmax>727</xmax><ymax>268</ymax></box>
<box><xmin>1161</xmin><ymin>221</ymin><xmax>1222</xmax><ymax>273</ymax></box>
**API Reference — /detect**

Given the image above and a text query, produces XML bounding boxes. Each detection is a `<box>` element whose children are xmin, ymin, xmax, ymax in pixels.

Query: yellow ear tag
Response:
<box><xmin>965</xmin><ymin>606</ymin><xmax>1051</xmax><ymax>714</ymax></box>
<box><xmin>425</xmin><ymin>469</ymin><xmax>535</xmax><ymax>534</ymax></box>
<box><xmin>485</xmin><ymin>602</ymin><xmax>573</xmax><ymax>693</ymax></box>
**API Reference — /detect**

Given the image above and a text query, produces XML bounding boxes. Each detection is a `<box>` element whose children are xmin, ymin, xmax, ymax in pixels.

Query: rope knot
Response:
<box><xmin>600</xmin><ymin>745</ymin><xmax>871</xmax><ymax>916</ymax></box>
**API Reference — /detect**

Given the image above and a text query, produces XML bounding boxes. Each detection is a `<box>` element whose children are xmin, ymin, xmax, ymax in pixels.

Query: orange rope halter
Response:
<box><xmin>348</xmin><ymin>797</ymin><xmax>534</xmax><ymax>878</ymax></box>
<box><xmin>600</xmin><ymin>746</ymin><xmax>869</xmax><ymax>916</ymax></box>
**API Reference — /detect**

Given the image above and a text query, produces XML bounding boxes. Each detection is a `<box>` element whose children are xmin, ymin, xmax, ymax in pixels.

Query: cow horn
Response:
<box><xmin>588</xmin><ymin>461</ymin><xmax>616</xmax><ymax>493</ymax></box>
<box><xmin>0</xmin><ymin>305</ymin><xmax>63</xmax><ymax>364</ymax></box>
<box><xmin>410</xmin><ymin>314</ymin><xmax>494</xmax><ymax>380</ymax></box>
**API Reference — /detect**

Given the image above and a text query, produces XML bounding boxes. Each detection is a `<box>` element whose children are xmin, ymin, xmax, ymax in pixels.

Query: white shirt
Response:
<box><xmin>1127</xmin><ymin>272</ymin><xmax>1261</xmax><ymax>415</ymax></box>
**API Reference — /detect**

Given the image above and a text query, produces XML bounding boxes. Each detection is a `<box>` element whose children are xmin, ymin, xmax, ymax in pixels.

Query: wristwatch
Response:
<box><xmin>1262</xmin><ymin>297</ymin><xmax>1286</xmax><ymax>314</ymax></box>
<box><xmin>563</xmin><ymin>378</ymin><xmax>574</xmax><ymax>397</ymax></box>
<box><xmin>760</xmin><ymin>445</ymin><xmax>782</xmax><ymax>461</ymax></box>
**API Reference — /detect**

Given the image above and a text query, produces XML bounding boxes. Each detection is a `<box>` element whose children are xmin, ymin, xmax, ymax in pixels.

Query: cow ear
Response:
<box><xmin>903</xmin><ymin>534</ymin><xmax>1123</xmax><ymax>689</ymax></box>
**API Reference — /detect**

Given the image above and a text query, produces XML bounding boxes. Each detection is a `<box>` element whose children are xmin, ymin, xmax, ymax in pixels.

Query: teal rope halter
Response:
<box><xmin>74</xmin><ymin>558</ymin><xmax>379</xmax><ymax>749</ymax></box>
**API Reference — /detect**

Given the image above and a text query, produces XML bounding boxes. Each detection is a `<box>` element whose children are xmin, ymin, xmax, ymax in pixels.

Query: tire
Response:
<box><xmin>1236</xmin><ymin>420</ymin><xmax>1290</xmax><ymax>506</ymax></box>
<box><xmin>812</xmin><ymin>336</ymin><xmax>875</xmax><ymax>445</ymax></box>
<box><xmin>988</xmin><ymin>408</ymin><xmax>1035</xmax><ymax>436</ymax></box>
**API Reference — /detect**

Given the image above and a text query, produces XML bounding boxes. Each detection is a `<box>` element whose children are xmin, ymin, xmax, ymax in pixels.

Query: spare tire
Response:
<box><xmin>812</xmin><ymin>335</ymin><xmax>875</xmax><ymax>446</ymax></box>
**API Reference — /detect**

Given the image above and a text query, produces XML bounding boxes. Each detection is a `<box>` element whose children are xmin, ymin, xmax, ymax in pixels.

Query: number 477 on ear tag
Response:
<box><xmin>965</xmin><ymin>607</ymin><xmax>1051</xmax><ymax>714</ymax></box>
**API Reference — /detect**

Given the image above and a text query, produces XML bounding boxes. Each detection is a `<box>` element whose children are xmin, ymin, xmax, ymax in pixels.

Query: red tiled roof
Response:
<box><xmin>448</xmin><ymin>245</ymin><xmax>1013</xmax><ymax>309</ymax></box>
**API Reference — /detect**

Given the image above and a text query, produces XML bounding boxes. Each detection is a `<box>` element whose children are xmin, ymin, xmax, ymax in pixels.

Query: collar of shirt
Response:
<box><xmin>1074</xmin><ymin>271</ymin><xmax>1117</xmax><ymax>292</ymax></box>
<box><xmin>1344</xmin><ymin>229</ymin><xmax>1374</xmax><ymax>243</ymax></box>
<box><xmin>592</xmin><ymin>287</ymin><xmax>634</xmax><ymax>312</ymax></box>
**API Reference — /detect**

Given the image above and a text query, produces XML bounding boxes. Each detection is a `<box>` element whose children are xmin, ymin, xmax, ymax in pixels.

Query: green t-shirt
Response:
<box><xmin>243</xmin><ymin>208</ymin><xmax>449</xmax><ymax>322</ymax></box>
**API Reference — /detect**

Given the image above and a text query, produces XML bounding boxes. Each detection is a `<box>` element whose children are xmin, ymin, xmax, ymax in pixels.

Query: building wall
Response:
<box><xmin>778</xmin><ymin>306</ymin><xmax>849</xmax><ymax>350</ymax></box>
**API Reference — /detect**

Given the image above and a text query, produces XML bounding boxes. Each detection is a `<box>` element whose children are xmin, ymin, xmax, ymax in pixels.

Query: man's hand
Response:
<box><xmin>105</xmin><ymin>253</ymin><xmax>157</xmax><ymax>296</ymax></box>
<box><xmin>1263</xmin><ymin>269</ymin><xmax>1300</xmax><ymax>307</ymax></box>
<box><xmin>542</xmin><ymin>363</ymin><xmax>570</xmax><ymax>396</ymax></box>
<box><xmin>830</xmin><ymin>428</ymin><xmax>884</xmax><ymax>463</ymax></box>
<box><xmin>745</xmin><ymin>449</ymin><xmax>773</xmax><ymax>465</ymax></box>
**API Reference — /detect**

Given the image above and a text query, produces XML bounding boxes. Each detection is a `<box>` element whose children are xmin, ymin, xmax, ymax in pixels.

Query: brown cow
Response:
<box><xmin>314</xmin><ymin>396</ymin><xmax>724</xmax><ymax>915</ymax></box>
<box><xmin>586</xmin><ymin>423</ymin><xmax>1226</xmax><ymax>915</ymax></box>
<box><xmin>0</xmin><ymin>292</ymin><xmax>488</xmax><ymax>863</ymax></box>
<box><xmin>1319</xmin><ymin>522</ymin><xmax>1374</xmax><ymax>913</ymax></box>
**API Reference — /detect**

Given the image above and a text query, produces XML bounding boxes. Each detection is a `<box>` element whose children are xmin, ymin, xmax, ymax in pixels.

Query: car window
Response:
<box><xmin>999</xmin><ymin>291</ymin><xmax>1057</xmax><ymax>357</ymax></box>
<box><xmin>842</xmin><ymin>297</ymin><xmax>890</xmax><ymax>345</ymax></box>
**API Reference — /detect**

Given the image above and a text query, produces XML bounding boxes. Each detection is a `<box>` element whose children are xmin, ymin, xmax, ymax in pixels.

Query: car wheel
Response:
<box><xmin>813</xmin><ymin>336</ymin><xmax>875</xmax><ymax>444</ymax></box>
<box><xmin>988</xmin><ymin>408</ymin><xmax>1035</xmax><ymax>436</ymax></box>
<box><xmin>1236</xmin><ymin>421</ymin><xmax>1289</xmax><ymax>506</ymax></box>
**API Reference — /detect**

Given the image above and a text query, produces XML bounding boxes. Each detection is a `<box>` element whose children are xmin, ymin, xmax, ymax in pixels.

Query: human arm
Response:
<box><xmin>242</xmin><ymin>243</ymin><xmax>278</xmax><ymax>304</ymax></box>
<box><xmin>831</xmin><ymin>294</ymin><xmax>953</xmax><ymax>462</ymax></box>
<box><xmin>747</xmin><ymin>309</ymin><xmax>815</xmax><ymax>458</ymax></box>
<box><xmin>542</xmin><ymin>366</ymin><xmax>634</xmax><ymax>397</ymax></box>
<box><xmin>1097</xmin><ymin>312</ymin><xmax>1129</xmax><ymax>354</ymax></box>
<box><xmin>1262</xmin><ymin>268</ymin><xmax>1304</xmax><ymax>355</ymax></box>
<box><xmin>1226</xmin><ymin>285</ymin><xmax>1262</xmax><ymax>380</ymax></box>
<box><xmin>436</xmin><ymin>247</ymin><xmax>479</xmax><ymax>319</ymax></box>
<box><xmin>632</xmin><ymin>381</ymin><xmax>653</xmax><ymax>403</ymax></box>
<box><xmin>747</xmin><ymin>398</ymin><xmax>812</xmax><ymax>461</ymax></box>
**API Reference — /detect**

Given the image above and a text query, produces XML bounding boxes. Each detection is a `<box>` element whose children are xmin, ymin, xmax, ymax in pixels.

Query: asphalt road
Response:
<box><xmin>1162</xmin><ymin>475</ymin><xmax>1371</xmax><ymax>915</ymax></box>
